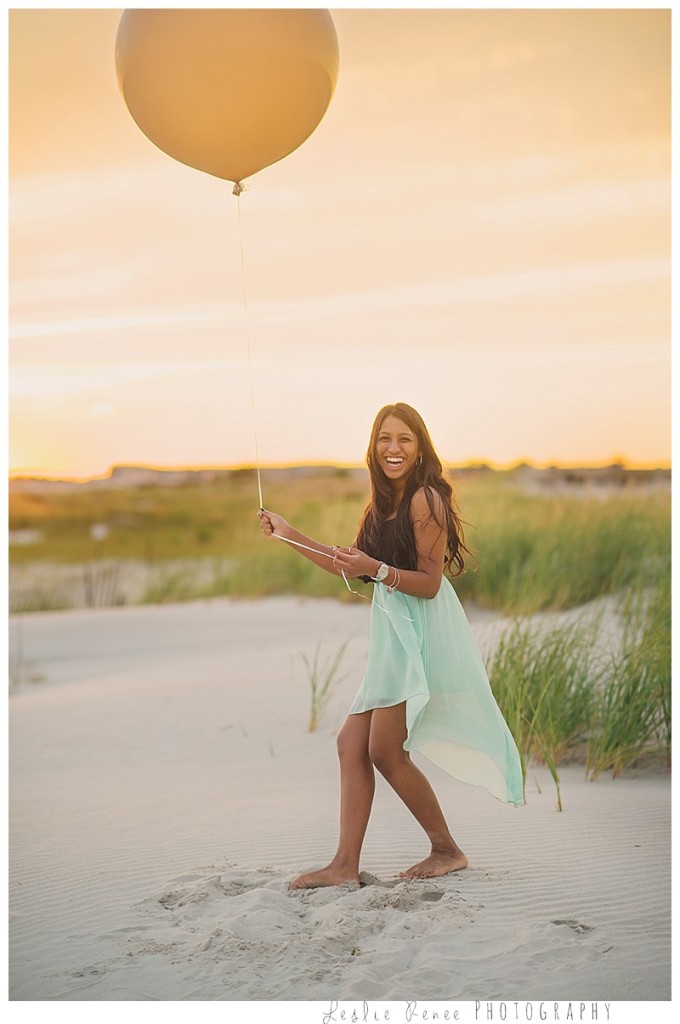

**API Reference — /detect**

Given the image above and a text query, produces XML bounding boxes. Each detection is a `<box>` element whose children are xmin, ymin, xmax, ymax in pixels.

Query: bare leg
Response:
<box><xmin>290</xmin><ymin>711</ymin><xmax>375</xmax><ymax>890</ymax></box>
<box><xmin>368</xmin><ymin>703</ymin><xmax>468</xmax><ymax>878</ymax></box>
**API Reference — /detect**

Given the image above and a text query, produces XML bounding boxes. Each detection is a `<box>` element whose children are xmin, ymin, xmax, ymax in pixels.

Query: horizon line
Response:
<box><xmin>8</xmin><ymin>457</ymin><xmax>672</xmax><ymax>484</ymax></box>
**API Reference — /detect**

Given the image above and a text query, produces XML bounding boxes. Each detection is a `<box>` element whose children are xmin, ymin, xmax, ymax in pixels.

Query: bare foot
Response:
<box><xmin>399</xmin><ymin>848</ymin><xmax>468</xmax><ymax>879</ymax></box>
<box><xmin>289</xmin><ymin>865</ymin><xmax>360</xmax><ymax>891</ymax></box>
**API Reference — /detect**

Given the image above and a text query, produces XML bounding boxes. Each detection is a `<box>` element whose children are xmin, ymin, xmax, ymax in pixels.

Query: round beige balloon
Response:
<box><xmin>115</xmin><ymin>8</ymin><xmax>339</xmax><ymax>184</ymax></box>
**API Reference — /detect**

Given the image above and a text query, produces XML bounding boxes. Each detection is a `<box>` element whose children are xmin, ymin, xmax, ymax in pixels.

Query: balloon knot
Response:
<box><xmin>232</xmin><ymin>181</ymin><xmax>247</xmax><ymax>197</ymax></box>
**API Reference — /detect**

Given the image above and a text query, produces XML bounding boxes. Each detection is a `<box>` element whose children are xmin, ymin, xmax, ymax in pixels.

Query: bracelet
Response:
<box><xmin>386</xmin><ymin>566</ymin><xmax>401</xmax><ymax>594</ymax></box>
<box><xmin>370</xmin><ymin>563</ymin><xmax>401</xmax><ymax>593</ymax></box>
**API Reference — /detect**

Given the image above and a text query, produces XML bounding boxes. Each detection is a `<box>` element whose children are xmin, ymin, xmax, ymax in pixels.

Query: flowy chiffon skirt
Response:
<box><xmin>348</xmin><ymin>578</ymin><xmax>524</xmax><ymax>806</ymax></box>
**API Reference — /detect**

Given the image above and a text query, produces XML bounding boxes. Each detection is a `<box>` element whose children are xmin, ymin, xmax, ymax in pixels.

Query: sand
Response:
<box><xmin>7</xmin><ymin>597</ymin><xmax>672</xmax><ymax>1012</ymax></box>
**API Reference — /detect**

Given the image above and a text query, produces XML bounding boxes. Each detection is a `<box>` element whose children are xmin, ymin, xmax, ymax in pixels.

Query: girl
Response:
<box><xmin>258</xmin><ymin>403</ymin><xmax>523</xmax><ymax>889</ymax></box>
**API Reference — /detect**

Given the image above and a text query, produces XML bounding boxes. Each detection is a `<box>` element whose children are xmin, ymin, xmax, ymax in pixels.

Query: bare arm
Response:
<box><xmin>330</xmin><ymin>488</ymin><xmax>447</xmax><ymax>600</ymax></box>
<box><xmin>257</xmin><ymin>509</ymin><xmax>344</xmax><ymax>577</ymax></box>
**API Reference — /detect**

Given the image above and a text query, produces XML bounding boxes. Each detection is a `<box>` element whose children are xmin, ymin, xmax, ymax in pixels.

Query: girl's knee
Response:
<box><xmin>336</xmin><ymin>724</ymin><xmax>369</xmax><ymax>765</ymax></box>
<box><xmin>368</xmin><ymin>739</ymin><xmax>408</xmax><ymax>778</ymax></box>
<box><xmin>366</xmin><ymin>704</ymin><xmax>408</xmax><ymax>777</ymax></box>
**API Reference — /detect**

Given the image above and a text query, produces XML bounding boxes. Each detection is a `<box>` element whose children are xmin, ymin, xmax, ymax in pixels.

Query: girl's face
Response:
<box><xmin>375</xmin><ymin>415</ymin><xmax>420</xmax><ymax>484</ymax></box>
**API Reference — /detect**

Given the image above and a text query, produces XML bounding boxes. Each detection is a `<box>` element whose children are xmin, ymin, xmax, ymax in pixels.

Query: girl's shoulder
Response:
<box><xmin>409</xmin><ymin>485</ymin><xmax>447</xmax><ymax>521</ymax></box>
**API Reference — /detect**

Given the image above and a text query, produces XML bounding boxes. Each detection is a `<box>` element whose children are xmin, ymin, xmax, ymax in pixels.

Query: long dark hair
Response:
<box><xmin>355</xmin><ymin>403</ymin><xmax>473</xmax><ymax>577</ymax></box>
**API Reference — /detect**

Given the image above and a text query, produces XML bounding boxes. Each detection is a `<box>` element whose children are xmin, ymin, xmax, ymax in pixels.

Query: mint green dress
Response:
<box><xmin>348</xmin><ymin>544</ymin><xmax>524</xmax><ymax>806</ymax></box>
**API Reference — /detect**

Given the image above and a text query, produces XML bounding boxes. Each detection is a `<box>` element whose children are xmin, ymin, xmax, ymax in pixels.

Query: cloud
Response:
<box><xmin>10</xmin><ymin>255</ymin><xmax>669</xmax><ymax>345</ymax></box>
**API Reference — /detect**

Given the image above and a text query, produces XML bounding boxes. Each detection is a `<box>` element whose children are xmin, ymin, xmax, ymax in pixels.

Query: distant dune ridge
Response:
<box><xmin>9</xmin><ymin>463</ymin><xmax>670</xmax><ymax>618</ymax></box>
<box><xmin>8</xmin><ymin>461</ymin><xmax>671</xmax><ymax>492</ymax></box>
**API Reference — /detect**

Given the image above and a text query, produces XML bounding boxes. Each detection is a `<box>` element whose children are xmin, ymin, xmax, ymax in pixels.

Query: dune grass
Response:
<box><xmin>488</xmin><ymin>613</ymin><xmax>602</xmax><ymax>807</ymax></box>
<box><xmin>488</xmin><ymin>577</ymin><xmax>670</xmax><ymax>806</ymax></box>
<box><xmin>452</xmin><ymin>478</ymin><xmax>670</xmax><ymax>613</ymax></box>
<box><xmin>586</xmin><ymin>579</ymin><xmax>671</xmax><ymax>780</ymax></box>
<box><xmin>9</xmin><ymin>468</ymin><xmax>670</xmax><ymax>617</ymax></box>
<box><xmin>299</xmin><ymin>638</ymin><xmax>353</xmax><ymax>732</ymax></box>
<box><xmin>10</xmin><ymin>469</ymin><xmax>670</xmax><ymax>788</ymax></box>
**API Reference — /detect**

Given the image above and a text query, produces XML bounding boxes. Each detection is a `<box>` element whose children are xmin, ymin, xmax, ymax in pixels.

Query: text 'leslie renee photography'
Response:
<box><xmin>321</xmin><ymin>1000</ymin><xmax>614</xmax><ymax>1023</ymax></box>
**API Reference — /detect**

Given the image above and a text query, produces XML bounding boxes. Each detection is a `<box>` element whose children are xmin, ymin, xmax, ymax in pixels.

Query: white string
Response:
<box><xmin>235</xmin><ymin>191</ymin><xmax>263</xmax><ymax>510</ymax></box>
<box><xmin>270</xmin><ymin>533</ymin><xmax>334</xmax><ymax>559</ymax></box>
<box><xmin>270</xmin><ymin>533</ymin><xmax>412</xmax><ymax>620</ymax></box>
<box><xmin>234</xmin><ymin>191</ymin><xmax>411</xmax><ymax>623</ymax></box>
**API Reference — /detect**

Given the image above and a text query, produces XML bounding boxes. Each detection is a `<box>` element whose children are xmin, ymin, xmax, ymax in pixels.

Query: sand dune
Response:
<box><xmin>8</xmin><ymin>597</ymin><xmax>671</xmax><ymax>1008</ymax></box>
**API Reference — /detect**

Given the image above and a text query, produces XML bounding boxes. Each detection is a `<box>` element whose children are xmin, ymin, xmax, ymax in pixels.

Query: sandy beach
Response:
<box><xmin>8</xmin><ymin>597</ymin><xmax>671</xmax><ymax>1011</ymax></box>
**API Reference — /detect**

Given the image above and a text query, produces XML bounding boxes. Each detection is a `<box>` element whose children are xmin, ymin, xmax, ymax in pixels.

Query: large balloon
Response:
<box><xmin>115</xmin><ymin>8</ymin><xmax>339</xmax><ymax>185</ymax></box>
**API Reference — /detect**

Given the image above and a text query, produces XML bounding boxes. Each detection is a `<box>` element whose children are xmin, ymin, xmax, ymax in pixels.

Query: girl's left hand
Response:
<box><xmin>331</xmin><ymin>545</ymin><xmax>376</xmax><ymax>579</ymax></box>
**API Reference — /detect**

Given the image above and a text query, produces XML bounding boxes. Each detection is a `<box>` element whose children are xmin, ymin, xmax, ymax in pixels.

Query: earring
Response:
<box><xmin>416</xmin><ymin>455</ymin><xmax>423</xmax><ymax>466</ymax></box>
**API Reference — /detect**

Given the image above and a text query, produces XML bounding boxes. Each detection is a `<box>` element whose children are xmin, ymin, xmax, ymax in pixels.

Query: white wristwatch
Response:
<box><xmin>373</xmin><ymin>562</ymin><xmax>390</xmax><ymax>582</ymax></box>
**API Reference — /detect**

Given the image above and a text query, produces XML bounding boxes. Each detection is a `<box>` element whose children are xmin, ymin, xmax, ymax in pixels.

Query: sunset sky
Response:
<box><xmin>8</xmin><ymin>4</ymin><xmax>671</xmax><ymax>478</ymax></box>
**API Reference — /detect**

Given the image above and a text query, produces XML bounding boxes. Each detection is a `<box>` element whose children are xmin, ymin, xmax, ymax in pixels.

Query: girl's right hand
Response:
<box><xmin>257</xmin><ymin>509</ymin><xmax>290</xmax><ymax>539</ymax></box>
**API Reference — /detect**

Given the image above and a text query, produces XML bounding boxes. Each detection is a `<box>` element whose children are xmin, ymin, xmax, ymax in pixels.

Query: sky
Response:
<box><xmin>8</xmin><ymin>3</ymin><xmax>671</xmax><ymax>478</ymax></box>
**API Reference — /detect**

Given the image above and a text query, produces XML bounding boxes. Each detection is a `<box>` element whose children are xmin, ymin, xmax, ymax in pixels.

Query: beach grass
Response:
<box><xmin>586</xmin><ymin>578</ymin><xmax>671</xmax><ymax>780</ymax></box>
<box><xmin>9</xmin><ymin>468</ymin><xmax>670</xmax><ymax>616</ymax></box>
<box><xmin>299</xmin><ymin>638</ymin><xmax>353</xmax><ymax>732</ymax></box>
<box><xmin>452</xmin><ymin>477</ymin><xmax>670</xmax><ymax>613</ymax></box>
<box><xmin>488</xmin><ymin>576</ymin><xmax>670</xmax><ymax>803</ymax></box>
<box><xmin>9</xmin><ymin>468</ymin><xmax>670</xmax><ymax>786</ymax></box>
<box><xmin>487</xmin><ymin>613</ymin><xmax>602</xmax><ymax>806</ymax></box>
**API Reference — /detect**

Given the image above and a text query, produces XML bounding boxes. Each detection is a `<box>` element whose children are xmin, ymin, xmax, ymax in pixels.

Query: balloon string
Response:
<box><xmin>235</xmin><ymin>190</ymin><xmax>263</xmax><ymax>510</ymax></box>
<box><xmin>269</xmin><ymin>534</ymin><xmax>412</xmax><ymax>620</ymax></box>
<box><xmin>270</xmin><ymin>533</ymin><xmax>335</xmax><ymax>559</ymax></box>
<box><xmin>233</xmin><ymin>196</ymin><xmax>373</xmax><ymax>610</ymax></box>
<box><xmin>238</xmin><ymin>193</ymin><xmax>410</xmax><ymax>623</ymax></box>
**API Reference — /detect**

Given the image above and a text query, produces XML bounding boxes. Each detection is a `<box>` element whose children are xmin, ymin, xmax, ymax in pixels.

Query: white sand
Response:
<box><xmin>8</xmin><ymin>597</ymin><xmax>671</xmax><ymax>1008</ymax></box>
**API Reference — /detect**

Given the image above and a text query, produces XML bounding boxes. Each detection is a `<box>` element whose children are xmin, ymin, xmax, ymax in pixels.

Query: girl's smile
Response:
<box><xmin>376</xmin><ymin>415</ymin><xmax>419</xmax><ymax>481</ymax></box>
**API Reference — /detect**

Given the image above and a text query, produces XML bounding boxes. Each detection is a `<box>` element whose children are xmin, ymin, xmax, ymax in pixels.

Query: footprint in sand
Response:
<box><xmin>550</xmin><ymin>919</ymin><xmax>595</xmax><ymax>934</ymax></box>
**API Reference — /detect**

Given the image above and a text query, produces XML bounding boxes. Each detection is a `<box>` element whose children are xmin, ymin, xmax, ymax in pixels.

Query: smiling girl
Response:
<box><xmin>258</xmin><ymin>402</ymin><xmax>523</xmax><ymax>889</ymax></box>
